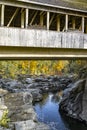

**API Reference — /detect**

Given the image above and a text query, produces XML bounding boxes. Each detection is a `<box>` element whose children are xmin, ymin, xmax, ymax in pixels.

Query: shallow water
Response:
<box><xmin>34</xmin><ymin>93</ymin><xmax>87</xmax><ymax>130</ymax></box>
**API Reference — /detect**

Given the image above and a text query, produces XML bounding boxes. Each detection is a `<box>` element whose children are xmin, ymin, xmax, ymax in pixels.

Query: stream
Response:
<box><xmin>34</xmin><ymin>93</ymin><xmax>87</xmax><ymax>130</ymax></box>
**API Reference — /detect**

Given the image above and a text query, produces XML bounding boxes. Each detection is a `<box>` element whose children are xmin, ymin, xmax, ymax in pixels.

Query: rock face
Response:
<box><xmin>79</xmin><ymin>79</ymin><xmax>87</xmax><ymax>122</ymax></box>
<box><xmin>59</xmin><ymin>79</ymin><xmax>86</xmax><ymax>119</ymax></box>
<box><xmin>59</xmin><ymin>67</ymin><xmax>87</xmax><ymax>124</ymax></box>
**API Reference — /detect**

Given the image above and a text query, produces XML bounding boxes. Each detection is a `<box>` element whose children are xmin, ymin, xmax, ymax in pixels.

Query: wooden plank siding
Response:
<box><xmin>0</xmin><ymin>27</ymin><xmax>85</xmax><ymax>48</ymax></box>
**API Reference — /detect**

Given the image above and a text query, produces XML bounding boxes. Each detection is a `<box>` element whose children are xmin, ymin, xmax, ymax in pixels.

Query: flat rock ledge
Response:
<box><xmin>0</xmin><ymin>90</ymin><xmax>49</xmax><ymax>130</ymax></box>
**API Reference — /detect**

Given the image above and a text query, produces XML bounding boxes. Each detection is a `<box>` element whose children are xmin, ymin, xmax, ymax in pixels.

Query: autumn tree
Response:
<box><xmin>0</xmin><ymin>60</ymin><xmax>86</xmax><ymax>78</ymax></box>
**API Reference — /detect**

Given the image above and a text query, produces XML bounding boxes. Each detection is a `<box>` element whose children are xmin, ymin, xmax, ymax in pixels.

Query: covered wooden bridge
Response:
<box><xmin>0</xmin><ymin>0</ymin><xmax>87</xmax><ymax>59</ymax></box>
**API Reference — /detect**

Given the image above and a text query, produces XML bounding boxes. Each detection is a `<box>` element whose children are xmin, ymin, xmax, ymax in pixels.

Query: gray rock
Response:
<box><xmin>79</xmin><ymin>66</ymin><xmax>87</xmax><ymax>79</ymax></box>
<box><xmin>0</xmin><ymin>127</ymin><xmax>11</xmax><ymax>130</ymax></box>
<box><xmin>3</xmin><ymin>92</ymin><xmax>37</xmax><ymax>122</ymax></box>
<box><xmin>35</xmin><ymin>122</ymin><xmax>50</xmax><ymax>130</ymax></box>
<box><xmin>29</xmin><ymin>89</ymin><xmax>43</xmax><ymax>102</ymax></box>
<box><xmin>59</xmin><ymin>79</ymin><xmax>86</xmax><ymax>121</ymax></box>
<box><xmin>25</xmin><ymin>78</ymin><xmax>33</xmax><ymax>84</ymax></box>
<box><xmin>0</xmin><ymin>89</ymin><xmax>8</xmax><ymax>96</ymax></box>
<box><xmin>14</xmin><ymin>120</ymin><xmax>49</xmax><ymax>130</ymax></box>
<box><xmin>15</xmin><ymin>120</ymin><xmax>36</xmax><ymax>130</ymax></box>
<box><xmin>80</xmin><ymin>79</ymin><xmax>87</xmax><ymax>122</ymax></box>
<box><xmin>1</xmin><ymin>80</ymin><xmax>24</xmax><ymax>92</ymax></box>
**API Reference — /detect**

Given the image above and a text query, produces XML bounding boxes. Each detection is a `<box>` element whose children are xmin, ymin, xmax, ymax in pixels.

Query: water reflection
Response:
<box><xmin>34</xmin><ymin>93</ymin><xmax>87</xmax><ymax>130</ymax></box>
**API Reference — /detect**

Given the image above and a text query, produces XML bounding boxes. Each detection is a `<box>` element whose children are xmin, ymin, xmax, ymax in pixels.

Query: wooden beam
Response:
<box><xmin>25</xmin><ymin>8</ymin><xmax>29</xmax><ymax>28</ymax></box>
<box><xmin>86</xmin><ymin>19</ymin><xmax>87</xmax><ymax>33</ymax></box>
<box><xmin>40</xmin><ymin>11</ymin><xmax>44</xmax><ymax>15</ymax></box>
<box><xmin>47</xmin><ymin>11</ymin><xmax>50</xmax><ymax>30</ymax></box>
<box><xmin>40</xmin><ymin>14</ymin><xmax>44</xmax><ymax>26</ymax></box>
<box><xmin>82</xmin><ymin>16</ymin><xmax>84</xmax><ymax>33</ymax></box>
<box><xmin>1</xmin><ymin>4</ymin><xmax>5</xmax><ymax>26</ymax></box>
<box><xmin>49</xmin><ymin>14</ymin><xmax>55</xmax><ymax>26</ymax></box>
<box><xmin>30</xmin><ymin>11</ymin><xmax>38</xmax><ymax>25</ymax></box>
<box><xmin>57</xmin><ymin>15</ymin><xmax>60</xmax><ymax>31</ymax></box>
<box><xmin>65</xmin><ymin>14</ymin><xmax>68</xmax><ymax>31</ymax></box>
<box><xmin>72</xmin><ymin>17</ymin><xmax>75</xmax><ymax>29</ymax></box>
<box><xmin>0</xmin><ymin>46</ymin><xmax>86</xmax><ymax>60</ymax></box>
<box><xmin>21</xmin><ymin>9</ymin><xmax>25</xmax><ymax>28</ymax></box>
<box><xmin>7</xmin><ymin>8</ymin><xmax>19</xmax><ymax>27</ymax></box>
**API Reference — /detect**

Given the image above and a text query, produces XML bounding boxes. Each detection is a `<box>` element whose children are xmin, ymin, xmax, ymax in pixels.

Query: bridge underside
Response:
<box><xmin>0</xmin><ymin>46</ymin><xmax>86</xmax><ymax>60</ymax></box>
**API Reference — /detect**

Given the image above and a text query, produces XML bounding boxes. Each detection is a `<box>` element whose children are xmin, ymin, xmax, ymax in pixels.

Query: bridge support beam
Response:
<box><xmin>47</xmin><ymin>11</ymin><xmax>50</xmax><ymax>30</ymax></box>
<box><xmin>49</xmin><ymin>14</ymin><xmax>55</xmax><ymax>27</ymax></box>
<box><xmin>21</xmin><ymin>9</ymin><xmax>25</xmax><ymax>28</ymax></box>
<box><xmin>0</xmin><ymin>46</ymin><xmax>86</xmax><ymax>60</ymax></box>
<box><xmin>57</xmin><ymin>15</ymin><xmax>60</xmax><ymax>32</ymax></box>
<box><xmin>82</xmin><ymin>16</ymin><xmax>84</xmax><ymax>33</ymax></box>
<box><xmin>65</xmin><ymin>14</ymin><xmax>68</xmax><ymax>31</ymax></box>
<box><xmin>72</xmin><ymin>17</ymin><xmax>75</xmax><ymax>29</ymax></box>
<box><xmin>40</xmin><ymin>13</ymin><xmax>44</xmax><ymax>26</ymax></box>
<box><xmin>86</xmin><ymin>20</ymin><xmax>87</xmax><ymax>33</ymax></box>
<box><xmin>25</xmin><ymin>8</ymin><xmax>29</xmax><ymax>28</ymax></box>
<box><xmin>1</xmin><ymin>4</ymin><xmax>5</xmax><ymax>27</ymax></box>
<box><xmin>7</xmin><ymin>8</ymin><xmax>19</xmax><ymax>27</ymax></box>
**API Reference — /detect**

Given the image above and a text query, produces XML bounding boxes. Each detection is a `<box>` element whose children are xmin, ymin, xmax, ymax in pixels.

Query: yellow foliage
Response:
<box><xmin>54</xmin><ymin>61</ymin><xmax>68</xmax><ymax>71</ymax></box>
<box><xmin>0</xmin><ymin>60</ymin><xmax>86</xmax><ymax>77</ymax></box>
<box><xmin>30</xmin><ymin>61</ymin><xmax>37</xmax><ymax>74</ymax></box>
<box><xmin>76</xmin><ymin>60</ymin><xmax>82</xmax><ymax>65</ymax></box>
<box><xmin>0</xmin><ymin>110</ymin><xmax>10</xmax><ymax>128</ymax></box>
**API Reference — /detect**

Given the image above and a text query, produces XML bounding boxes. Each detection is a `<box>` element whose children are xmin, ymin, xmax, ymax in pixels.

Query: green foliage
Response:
<box><xmin>65</xmin><ymin>60</ymin><xmax>87</xmax><ymax>74</ymax></box>
<box><xmin>0</xmin><ymin>110</ymin><xmax>10</xmax><ymax>128</ymax></box>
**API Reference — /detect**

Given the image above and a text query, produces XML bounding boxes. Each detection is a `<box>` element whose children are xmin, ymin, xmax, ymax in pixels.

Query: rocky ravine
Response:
<box><xmin>59</xmin><ymin>66</ymin><xmax>87</xmax><ymax>124</ymax></box>
<box><xmin>0</xmin><ymin>75</ymin><xmax>73</xmax><ymax>130</ymax></box>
